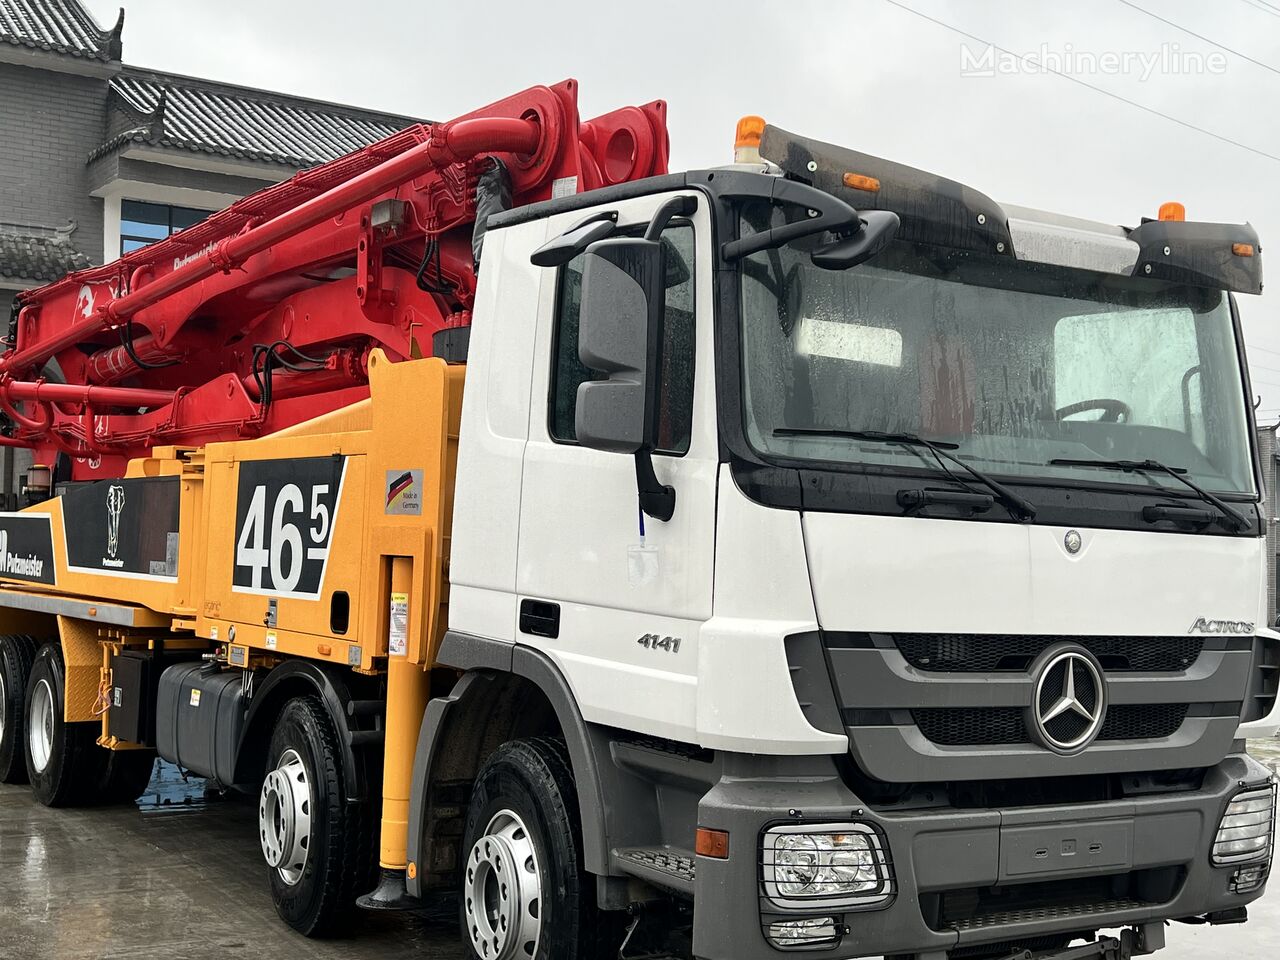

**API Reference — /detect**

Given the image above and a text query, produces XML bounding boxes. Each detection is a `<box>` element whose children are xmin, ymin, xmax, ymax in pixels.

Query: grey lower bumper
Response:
<box><xmin>692</xmin><ymin>752</ymin><xmax>1273</xmax><ymax>960</ymax></box>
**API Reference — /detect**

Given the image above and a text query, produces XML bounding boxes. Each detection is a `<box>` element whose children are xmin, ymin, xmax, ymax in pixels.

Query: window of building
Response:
<box><xmin>120</xmin><ymin>200</ymin><xmax>213</xmax><ymax>255</ymax></box>
<box><xmin>549</xmin><ymin>224</ymin><xmax>696</xmax><ymax>455</ymax></box>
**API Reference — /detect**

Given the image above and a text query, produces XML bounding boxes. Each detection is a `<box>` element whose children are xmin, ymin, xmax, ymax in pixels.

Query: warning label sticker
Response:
<box><xmin>389</xmin><ymin>592</ymin><xmax>409</xmax><ymax>656</ymax></box>
<box><xmin>384</xmin><ymin>469</ymin><xmax>424</xmax><ymax>516</ymax></box>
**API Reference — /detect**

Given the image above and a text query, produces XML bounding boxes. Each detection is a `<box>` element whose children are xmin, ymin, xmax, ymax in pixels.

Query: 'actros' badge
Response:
<box><xmin>1188</xmin><ymin>617</ymin><xmax>1254</xmax><ymax>635</ymax></box>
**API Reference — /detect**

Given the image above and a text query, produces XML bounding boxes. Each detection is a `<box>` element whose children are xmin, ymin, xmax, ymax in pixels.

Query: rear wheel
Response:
<box><xmin>260</xmin><ymin>695</ymin><xmax>373</xmax><ymax>936</ymax></box>
<box><xmin>0</xmin><ymin>634</ymin><xmax>39</xmax><ymax>783</ymax></box>
<box><xmin>24</xmin><ymin>643</ymin><xmax>102</xmax><ymax>807</ymax></box>
<box><xmin>460</xmin><ymin>738</ymin><xmax>618</xmax><ymax>960</ymax></box>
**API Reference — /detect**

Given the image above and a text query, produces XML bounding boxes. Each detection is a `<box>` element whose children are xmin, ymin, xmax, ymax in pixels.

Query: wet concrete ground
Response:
<box><xmin>0</xmin><ymin>745</ymin><xmax>1277</xmax><ymax>959</ymax></box>
<box><xmin>0</xmin><ymin>764</ymin><xmax>464</xmax><ymax>960</ymax></box>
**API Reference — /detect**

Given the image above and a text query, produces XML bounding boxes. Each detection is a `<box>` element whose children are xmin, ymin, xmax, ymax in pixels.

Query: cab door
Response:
<box><xmin>515</xmin><ymin>191</ymin><xmax>716</xmax><ymax>744</ymax></box>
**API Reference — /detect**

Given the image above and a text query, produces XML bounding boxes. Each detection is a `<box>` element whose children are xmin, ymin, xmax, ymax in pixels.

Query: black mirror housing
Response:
<box><xmin>575</xmin><ymin>236</ymin><xmax>665</xmax><ymax>454</ymax></box>
<box><xmin>811</xmin><ymin>209</ymin><xmax>900</xmax><ymax>270</ymax></box>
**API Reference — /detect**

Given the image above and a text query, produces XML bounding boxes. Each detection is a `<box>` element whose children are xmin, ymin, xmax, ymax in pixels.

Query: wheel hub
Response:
<box><xmin>27</xmin><ymin>678</ymin><xmax>54</xmax><ymax>774</ymax></box>
<box><xmin>258</xmin><ymin>748</ymin><xmax>311</xmax><ymax>885</ymax></box>
<box><xmin>464</xmin><ymin>809</ymin><xmax>542</xmax><ymax>960</ymax></box>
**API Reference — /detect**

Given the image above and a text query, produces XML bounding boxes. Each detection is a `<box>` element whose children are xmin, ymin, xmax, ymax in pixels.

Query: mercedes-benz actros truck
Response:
<box><xmin>0</xmin><ymin>84</ymin><xmax>1274</xmax><ymax>960</ymax></box>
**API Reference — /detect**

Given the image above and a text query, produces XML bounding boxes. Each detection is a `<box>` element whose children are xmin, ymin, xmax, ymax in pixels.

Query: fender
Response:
<box><xmin>235</xmin><ymin>659</ymin><xmax>374</xmax><ymax>803</ymax></box>
<box><xmin>405</xmin><ymin>632</ymin><xmax>613</xmax><ymax>898</ymax></box>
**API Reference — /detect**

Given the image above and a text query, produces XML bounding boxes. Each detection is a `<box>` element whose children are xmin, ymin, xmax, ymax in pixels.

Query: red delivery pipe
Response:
<box><xmin>3</xmin><ymin>380</ymin><xmax>176</xmax><ymax>408</ymax></box>
<box><xmin>0</xmin><ymin>117</ymin><xmax>541</xmax><ymax>376</ymax></box>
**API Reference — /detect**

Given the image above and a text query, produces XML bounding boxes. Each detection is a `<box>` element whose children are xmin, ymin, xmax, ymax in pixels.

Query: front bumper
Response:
<box><xmin>692</xmin><ymin>752</ymin><xmax>1273</xmax><ymax>960</ymax></box>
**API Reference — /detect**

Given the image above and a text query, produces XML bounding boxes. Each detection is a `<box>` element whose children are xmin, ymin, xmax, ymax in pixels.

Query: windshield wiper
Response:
<box><xmin>1048</xmin><ymin>457</ymin><xmax>1251</xmax><ymax>532</ymax></box>
<box><xmin>774</xmin><ymin>427</ymin><xmax>1037</xmax><ymax>521</ymax></box>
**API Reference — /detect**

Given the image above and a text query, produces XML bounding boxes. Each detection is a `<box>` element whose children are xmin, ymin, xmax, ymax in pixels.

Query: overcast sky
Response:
<box><xmin>83</xmin><ymin>0</ymin><xmax>1280</xmax><ymax>420</ymax></box>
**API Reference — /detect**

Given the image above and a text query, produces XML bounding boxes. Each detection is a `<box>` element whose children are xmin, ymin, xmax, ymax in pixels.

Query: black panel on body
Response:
<box><xmin>62</xmin><ymin>475</ymin><xmax>180</xmax><ymax>578</ymax></box>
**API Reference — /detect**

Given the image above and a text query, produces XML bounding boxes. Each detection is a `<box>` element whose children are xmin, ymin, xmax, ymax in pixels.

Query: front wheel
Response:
<box><xmin>460</xmin><ymin>738</ymin><xmax>618</xmax><ymax>960</ymax></box>
<box><xmin>260</xmin><ymin>695</ymin><xmax>374</xmax><ymax>937</ymax></box>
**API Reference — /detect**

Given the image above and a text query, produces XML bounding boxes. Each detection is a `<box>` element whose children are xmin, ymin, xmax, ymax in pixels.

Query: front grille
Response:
<box><xmin>911</xmin><ymin>704</ymin><xmax>1189</xmax><ymax>746</ymax></box>
<box><xmin>890</xmin><ymin>634</ymin><xmax>1203</xmax><ymax>673</ymax></box>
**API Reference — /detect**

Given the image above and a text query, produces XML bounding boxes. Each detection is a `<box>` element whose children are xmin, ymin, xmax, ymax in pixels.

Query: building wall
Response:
<box><xmin>0</xmin><ymin>60</ymin><xmax>108</xmax><ymax>262</ymax></box>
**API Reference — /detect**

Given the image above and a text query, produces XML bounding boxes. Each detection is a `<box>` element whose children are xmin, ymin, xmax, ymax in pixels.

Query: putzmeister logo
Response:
<box><xmin>104</xmin><ymin>484</ymin><xmax>125</xmax><ymax>567</ymax></box>
<box><xmin>1188</xmin><ymin>617</ymin><xmax>1254</xmax><ymax>635</ymax></box>
<box><xmin>0</xmin><ymin>529</ymin><xmax>44</xmax><ymax>579</ymax></box>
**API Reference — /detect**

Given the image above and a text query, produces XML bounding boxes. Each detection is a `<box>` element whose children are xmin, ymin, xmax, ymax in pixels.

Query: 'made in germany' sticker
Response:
<box><xmin>384</xmin><ymin>469</ymin><xmax>423</xmax><ymax>516</ymax></box>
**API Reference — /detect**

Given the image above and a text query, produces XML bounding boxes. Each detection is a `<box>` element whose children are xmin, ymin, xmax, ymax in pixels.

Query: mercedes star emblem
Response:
<box><xmin>1027</xmin><ymin>647</ymin><xmax>1106</xmax><ymax>754</ymax></box>
<box><xmin>1064</xmin><ymin>529</ymin><xmax>1082</xmax><ymax>554</ymax></box>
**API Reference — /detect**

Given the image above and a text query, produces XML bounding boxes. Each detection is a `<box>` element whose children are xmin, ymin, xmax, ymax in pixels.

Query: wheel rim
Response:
<box><xmin>464</xmin><ymin>809</ymin><xmax>542</xmax><ymax>960</ymax></box>
<box><xmin>258</xmin><ymin>748</ymin><xmax>311</xmax><ymax>886</ymax></box>
<box><xmin>27</xmin><ymin>678</ymin><xmax>54</xmax><ymax>773</ymax></box>
<box><xmin>0</xmin><ymin>670</ymin><xmax>7</xmax><ymax>744</ymax></box>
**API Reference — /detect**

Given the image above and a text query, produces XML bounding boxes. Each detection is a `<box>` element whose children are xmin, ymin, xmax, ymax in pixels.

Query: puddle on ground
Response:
<box><xmin>133</xmin><ymin>760</ymin><xmax>231</xmax><ymax>814</ymax></box>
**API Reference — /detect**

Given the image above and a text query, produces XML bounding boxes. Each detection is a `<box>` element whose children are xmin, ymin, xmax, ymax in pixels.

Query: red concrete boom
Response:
<box><xmin>6</xmin><ymin>80</ymin><xmax>669</xmax><ymax>480</ymax></box>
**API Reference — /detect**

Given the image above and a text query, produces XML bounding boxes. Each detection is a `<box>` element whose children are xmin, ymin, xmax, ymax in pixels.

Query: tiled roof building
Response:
<box><xmin>103</xmin><ymin>70</ymin><xmax>408</xmax><ymax>168</ymax></box>
<box><xmin>0</xmin><ymin>0</ymin><xmax>122</xmax><ymax>61</ymax></box>
<box><xmin>0</xmin><ymin>0</ymin><xmax>419</xmax><ymax>319</ymax></box>
<box><xmin>0</xmin><ymin>221</ymin><xmax>91</xmax><ymax>285</ymax></box>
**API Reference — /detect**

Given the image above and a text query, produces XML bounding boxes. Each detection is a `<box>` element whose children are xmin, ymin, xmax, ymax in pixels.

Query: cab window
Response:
<box><xmin>549</xmin><ymin>223</ymin><xmax>695</xmax><ymax>455</ymax></box>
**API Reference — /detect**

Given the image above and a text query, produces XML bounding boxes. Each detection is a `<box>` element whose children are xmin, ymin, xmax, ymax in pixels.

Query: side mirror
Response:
<box><xmin>575</xmin><ymin>235</ymin><xmax>677</xmax><ymax>521</ymax></box>
<box><xmin>810</xmin><ymin>210</ymin><xmax>900</xmax><ymax>270</ymax></box>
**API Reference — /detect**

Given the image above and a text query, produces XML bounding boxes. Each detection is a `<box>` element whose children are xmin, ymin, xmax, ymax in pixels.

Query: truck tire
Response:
<box><xmin>460</xmin><ymin>737</ymin><xmax>619</xmax><ymax>960</ymax></box>
<box><xmin>261</xmin><ymin>695</ymin><xmax>372</xmax><ymax>937</ymax></box>
<box><xmin>0</xmin><ymin>634</ymin><xmax>39</xmax><ymax>783</ymax></box>
<box><xmin>24</xmin><ymin>643</ymin><xmax>105</xmax><ymax>807</ymax></box>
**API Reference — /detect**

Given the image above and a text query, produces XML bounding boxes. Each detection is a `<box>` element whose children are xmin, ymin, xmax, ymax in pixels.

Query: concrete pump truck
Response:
<box><xmin>0</xmin><ymin>81</ymin><xmax>1275</xmax><ymax>960</ymax></box>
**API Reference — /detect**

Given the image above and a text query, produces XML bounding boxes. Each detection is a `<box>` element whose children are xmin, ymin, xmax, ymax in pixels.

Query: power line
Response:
<box><xmin>879</xmin><ymin>0</ymin><xmax>1280</xmax><ymax>165</ymax></box>
<box><xmin>1117</xmin><ymin>0</ymin><xmax>1280</xmax><ymax>77</ymax></box>
<box><xmin>1238</xmin><ymin>0</ymin><xmax>1280</xmax><ymax>20</ymax></box>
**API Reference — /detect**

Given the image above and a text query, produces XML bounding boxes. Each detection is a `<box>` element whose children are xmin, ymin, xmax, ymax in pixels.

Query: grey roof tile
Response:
<box><xmin>0</xmin><ymin>223</ymin><xmax>92</xmax><ymax>283</ymax></box>
<box><xmin>96</xmin><ymin>68</ymin><xmax>421</xmax><ymax>168</ymax></box>
<box><xmin>0</xmin><ymin>0</ymin><xmax>122</xmax><ymax>61</ymax></box>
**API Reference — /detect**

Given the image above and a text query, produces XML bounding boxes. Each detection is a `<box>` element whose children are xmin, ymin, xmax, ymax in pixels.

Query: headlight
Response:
<box><xmin>761</xmin><ymin>823</ymin><xmax>893</xmax><ymax>909</ymax></box>
<box><xmin>1212</xmin><ymin>784</ymin><xmax>1276</xmax><ymax>866</ymax></box>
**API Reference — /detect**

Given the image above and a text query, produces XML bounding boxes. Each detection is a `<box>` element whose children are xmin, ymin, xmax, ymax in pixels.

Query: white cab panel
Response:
<box><xmin>450</xmin><ymin>222</ymin><xmax>549</xmax><ymax>643</ymax></box>
<box><xmin>700</xmin><ymin>469</ymin><xmax>847</xmax><ymax>754</ymax></box>
<box><xmin>802</xmin><ymin>512</ymin><xmax>1263</xmax><ymax>635</ymax></box>
<box><xmin>515</xmin><ymin>192</ymin><xmax>716</xmax><ymax>745</ymax></box>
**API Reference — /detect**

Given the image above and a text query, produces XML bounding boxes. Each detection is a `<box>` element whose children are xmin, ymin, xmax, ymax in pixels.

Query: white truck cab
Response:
<box><xmin>419</xmin><ymin>125</ymin><xmax>1278</xmax><ymax>960</ymax></box>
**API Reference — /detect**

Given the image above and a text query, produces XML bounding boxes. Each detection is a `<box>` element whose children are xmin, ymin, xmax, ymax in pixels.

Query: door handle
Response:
<box><xmin>519</xmin><ymin>599</ymin><xmax>560</xmax><ymax>639</ymax></box>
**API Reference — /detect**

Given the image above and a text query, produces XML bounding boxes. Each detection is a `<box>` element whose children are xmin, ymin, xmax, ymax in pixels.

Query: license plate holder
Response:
<box><xmin>1000</xmin><ymin>818</ymin><xmax>1133</xmax><ymax>879</ymax></box>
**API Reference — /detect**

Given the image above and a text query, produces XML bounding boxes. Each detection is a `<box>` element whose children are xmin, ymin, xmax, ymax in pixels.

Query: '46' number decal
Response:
<box><xmin>233</xmin><ymin>456</ymin><xmax>346</xmax><ymax>597</ymax></box>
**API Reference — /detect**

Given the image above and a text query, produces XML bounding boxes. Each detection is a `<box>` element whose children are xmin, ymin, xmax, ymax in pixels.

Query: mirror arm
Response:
<box><xmin>634</xmin><ymin>450</ymin><xmax>676</xmax><ymax>522</ymax></box>
<box><xmin>720</xmin><ymin>178</ymin><xmax>860</xmax><ymax>262</ymax></box>
<box><xmin>529</xmin><ymin>210</ymin><xmax>619</xmax><ymax>267</ymax></box>
<box><xmin>643</xmin><ymin>195</ymin><xmax>698</xmax><ymax>242</ymax></box>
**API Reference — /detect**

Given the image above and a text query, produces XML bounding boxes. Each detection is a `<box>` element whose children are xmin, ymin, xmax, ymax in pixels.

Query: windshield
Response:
<box><xmin>738</xmin><ymin>221</ymin><xmax>1255</xmax><ymax>497</ymax></box>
